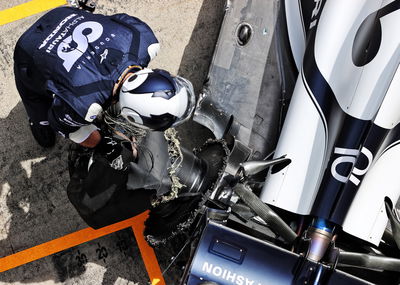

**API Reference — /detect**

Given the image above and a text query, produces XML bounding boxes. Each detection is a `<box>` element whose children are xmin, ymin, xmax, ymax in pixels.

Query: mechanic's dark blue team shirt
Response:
<box><xmin>16</xmin><ymin>6</ymin><xmax>158</xmax><ymax>138</ymax></box>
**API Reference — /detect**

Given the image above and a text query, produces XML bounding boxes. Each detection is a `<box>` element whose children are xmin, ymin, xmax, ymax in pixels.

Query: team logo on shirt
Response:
<box><xmin>57</xmin><ymin>21</ymin><xmax>104</xmax><ymax>72</ymax></box>
<box><xmin>38</xmin><ymin>14</ymin><xmax>119</xmax><ymax>72</ymax></box>
<box><xmin>99</xmin><ymin>48</ymin><xmax>109</xmax><ymax>64</ymax></box>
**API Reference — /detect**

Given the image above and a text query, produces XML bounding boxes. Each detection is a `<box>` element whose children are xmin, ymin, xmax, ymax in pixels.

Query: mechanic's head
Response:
<box><xmin>118</xmin><ymin>68</ymin><xmax>196</xmax><ymax>131</ymax></box>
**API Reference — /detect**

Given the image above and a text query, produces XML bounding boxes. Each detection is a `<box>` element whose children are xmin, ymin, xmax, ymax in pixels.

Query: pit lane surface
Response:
<box><xmin>0</xmin><ymin>0</ymin><xmax>224</xmax><ymax>283</ymax></box>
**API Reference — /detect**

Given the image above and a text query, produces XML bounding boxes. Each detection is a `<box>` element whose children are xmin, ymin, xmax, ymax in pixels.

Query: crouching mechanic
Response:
<box><xmin>13</xmin><ymin>6</ymin><xmax>196</xmax><ymax>228</ymax></box>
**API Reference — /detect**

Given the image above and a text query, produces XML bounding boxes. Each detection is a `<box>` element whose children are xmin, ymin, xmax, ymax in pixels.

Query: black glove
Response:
<box><xmin>68</xmin><ymin>144</ymin><xmax>93</xmax><ymax>178</ymax></box>
<box><xmin>96</xmin><ymin>135</ymin><xmax>121</xmax><ymax>161</ymax></box>
<box><xmin>95</xmin><ymin>135</ymin><xmax>134</xmax><ymax>171</ymax></box>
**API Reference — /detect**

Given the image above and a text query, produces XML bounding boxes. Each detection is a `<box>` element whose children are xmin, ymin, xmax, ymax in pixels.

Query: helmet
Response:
<box><xmin>118</xmin><ymin>68</ymin><xmax>196</xmax><ymax>131</ymax></box>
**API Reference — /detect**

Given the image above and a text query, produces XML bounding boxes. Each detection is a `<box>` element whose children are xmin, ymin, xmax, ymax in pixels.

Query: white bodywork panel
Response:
<box><xmin>343</xmin><ymin>62</ymin><xmax>400</xmax><ymax>245</ymax></box>
<box><xmin>374</xmin><ymin>63</ymin><xmax>400</xmax><ymax>129</ymax></box>
<box><xmin>343</xmin><ymin>143</ymin><xmax>400</xmax><ymax>246</ymax></box>
<box><xmin>315</xmin><ymin>0</ymin><xmax>400</xmax><ymax>120</ymax></box>
<box><xmin>284</xmin><ymin>0</ymin><xmax>306</xmax><ymax>70</ymax></box>
<box><xmin>261</xmin><ymin>0</ymin><xmax>400</xmax><ymax>245</ymax></box>
<box><xmin>260</xmin><ymin>74</ymin><xmax>326</xmax><ymax>215</ymax></box>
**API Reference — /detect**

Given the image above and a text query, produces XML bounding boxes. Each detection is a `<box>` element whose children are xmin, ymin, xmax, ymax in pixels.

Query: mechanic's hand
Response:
<box><xmin>96</xmin><ymin>135</ymin><xmax>121</xmax><ymax>160</ymax></box>
<box><xmin>95</xmin><ymin>135</ymin><xmax>134</xmax><ymax>170</ymax></box>
<box><xmin>130</xmin><ymin>136</ymin><xmax>138</xmax><ymax>159</ymax></box>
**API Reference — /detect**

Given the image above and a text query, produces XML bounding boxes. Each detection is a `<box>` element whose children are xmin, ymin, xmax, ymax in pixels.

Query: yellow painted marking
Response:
<box><xmin>0</xmin><ymin>0</ymin><xmax>67</xmax><ymax>26</ymax></box>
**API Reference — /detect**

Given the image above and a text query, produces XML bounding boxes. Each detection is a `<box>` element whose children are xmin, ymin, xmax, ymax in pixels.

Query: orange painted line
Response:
<box><xmin>0</xmin><ymin>211</ymin><xmax>151</xmax><ymax>273</ymax></box>
<box><xmin>132</xmin><ymin>212</ymin><xmax>166</xmax><ymax>285</ymax></box>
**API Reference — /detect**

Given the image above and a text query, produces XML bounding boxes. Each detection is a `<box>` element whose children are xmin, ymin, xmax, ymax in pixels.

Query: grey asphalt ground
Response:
<box><xmin>0</xmin><ymin>0</ymin><xmax>225</xmax><ymax>284</ymax></box>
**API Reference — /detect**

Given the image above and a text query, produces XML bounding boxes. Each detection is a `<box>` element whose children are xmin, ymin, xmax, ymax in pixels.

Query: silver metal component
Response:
<box><xmin>252</xmin><ymin>215</ymin><xmax>268</xmax><ymax>226</ymax></box>
<box><xmin>385</xmin><ymin>197</ymin><xmax>400</xmax><ymax>250</ymax></box>
<box><xmin>224</xmin><ymin>139</ymin><xmax>251</xmax><ymax>175</ymax></box>
<box><xmin>233</xmin><ymin>183</ymin><xmax>297</xmax><ymax>244</ymax></box>
<box><xmin>240</xmin><ymin>156</ymin><xmax>290</xmax><ymax>177</ymax></box>
<box><xmin>305</xmin><ymin>227</ymin><xmax>333</xmax><ymax>262</ymax></box>
<box><xmin>194</xmin><ymin>92</ymin><xmax>235</xmax><ymax>140</ymax></box>
<box><xmin>193</xmin><ymin>0</ymin><xmax>280</xmax><ymax>158</ymax></box>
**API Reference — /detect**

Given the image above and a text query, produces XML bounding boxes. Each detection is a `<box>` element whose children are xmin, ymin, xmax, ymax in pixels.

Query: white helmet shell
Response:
<box><xmin>119</xmin><ymin>68</ymin><xmax>195</xmax><ymax>131</ymax></box>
